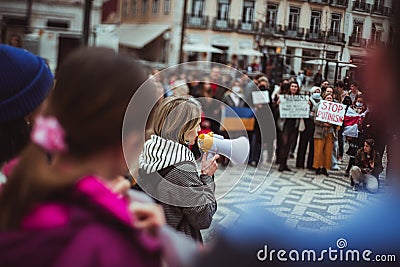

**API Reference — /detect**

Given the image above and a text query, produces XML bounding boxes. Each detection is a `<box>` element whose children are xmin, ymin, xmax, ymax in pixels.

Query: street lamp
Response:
<box><xmin>82</xmin><ymin>0</ymin><xmax>93</xmax><ymax>46</ymax></box>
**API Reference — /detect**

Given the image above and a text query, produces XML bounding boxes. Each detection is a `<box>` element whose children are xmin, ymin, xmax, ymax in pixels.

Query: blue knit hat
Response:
<box><xmin>0</xmin><ymin>45</ymin><xmax>54</xmax><ymax>124</ymax></box>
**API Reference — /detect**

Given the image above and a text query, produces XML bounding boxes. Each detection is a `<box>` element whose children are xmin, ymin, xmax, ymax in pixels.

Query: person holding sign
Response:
<box><xmin>313</xmin><ymin>93</ymin><xmax>339</xmax><ymax>176</ymax></box>
<box><xmin>276</xmin><ymin>81</ymin><xmax>301</xmax><ymax>172</ymax></box>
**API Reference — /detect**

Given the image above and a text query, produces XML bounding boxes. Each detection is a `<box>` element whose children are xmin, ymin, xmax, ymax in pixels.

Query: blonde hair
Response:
<box><xmin>153</xmin><ymin>96</ymin><xmax>202</xmax><ymax>144</ymax></box>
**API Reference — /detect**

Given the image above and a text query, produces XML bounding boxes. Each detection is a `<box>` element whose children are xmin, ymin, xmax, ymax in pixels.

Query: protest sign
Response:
<box><xmin>315</xmin><ymin>100</ymin><xmax>346</xmax><ymax>126</ymax></box>
<box><xmin>252</xmin><ymin>91</ymin><xmax>270</xmax><ymax>104</ymax></box>
<box><xmin>279</xmin><ymin>95</ymin><xmax>310</xmax><ymax>118</ymax></box>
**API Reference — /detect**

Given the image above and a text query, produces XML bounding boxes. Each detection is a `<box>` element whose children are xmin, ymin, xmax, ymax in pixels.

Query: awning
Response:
<box><xmin>305</xmin><ymin>59</ymin><xmax>357</xmax><ymax>68</ymax></box>
<box><xmin>304</xmin><ymin>59</ymin><xmax>325</xmax><ymax>65</ymax></box>
<box><xmin>116</xmin><ymin>24</ymin><xmax>170</xmax><ymax>49</ymax></box>
<box><xmin>232</xmin><ymin>48</ymin><xmax>263</xmax><ymax>57</ymax></box>
<box><xmin>183</xmin><ymin>43</ymin><xmax>223</xmax><ymax>54</ymax></box>
<box><xmin>373</xmin><ymin>23</ymin><xmax>384</xmax><ymax>32</ymax></box>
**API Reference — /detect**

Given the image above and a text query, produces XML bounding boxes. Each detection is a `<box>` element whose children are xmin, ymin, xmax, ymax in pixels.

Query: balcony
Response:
<box><xmin>284</xmin><ymin>26</ymin><xmax>305</xmax><ymax>39</ymax></box>
<box><xmin>261</xmin><ymin>22</ymin><xmax>278</xmax><ymax>36</ymax></box>
<box><xmin>237</xmin><ymin>21</ymin><xmax>259</xmax><ymax>33</ymax></box>
<box><xmin>352</xmin><ymin>2</ymin><xmax>372</xmax><ymax>13</ymax></box>
<box><xmin>326</xmin><ymin>31</ymin><xmax>345</xmax><ymax>43</ymax></box>
<box><xmin>187</xmin><ymin>15</ymin><xmax>209</xmax><ymax>29</ymax></box>
<box><xmin>383</xmin><ymin>6</ymin><xmax>392</xmax><ymax>17</ymax></box>
<box><xmin>305</xmin><ymin>29</ymin><xmax>325</xmax><ymax>41</ymax></box>
<box><xmin>349</xmin><ymin>35</ymin><xmax>367</xmax><ymax>47</ymax></box>
<box><xmin>212</xmin><ymin>18</ymin><xmax>235</xmax><ymax>31</ymax></box>
<box><xmin>308</xmin><ymin>0</ymin><xmax>330</xmax><ymax>4</ymax></box>
<box><xmin>367</xmin><ymin>39</ymin><xmax>385</xmax><ymax>48</ymax></box>
<box><xmin>329</xmin><ymin>0</ymin><xmax>348</xmax><ymax>8</ymax></box>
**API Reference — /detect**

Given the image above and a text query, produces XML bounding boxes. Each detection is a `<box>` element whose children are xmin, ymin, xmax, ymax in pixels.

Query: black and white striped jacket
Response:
<box><xmin>138</xmin><ymin>135</ymin><xmax>217</xmax><ymax>243</ymax></box>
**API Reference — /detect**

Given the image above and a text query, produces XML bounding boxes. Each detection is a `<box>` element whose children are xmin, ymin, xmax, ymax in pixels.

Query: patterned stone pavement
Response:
<box><xmin>202</xmin><ymin>149</ymin><xmax>389</xmax><ymax>243</ymax></box>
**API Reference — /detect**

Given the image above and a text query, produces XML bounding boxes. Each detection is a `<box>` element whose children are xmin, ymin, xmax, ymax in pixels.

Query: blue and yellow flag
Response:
<box><xmin>220</xmin><ymin>106</ymin><xmax>255</xmax><ymax>131</ymax></box>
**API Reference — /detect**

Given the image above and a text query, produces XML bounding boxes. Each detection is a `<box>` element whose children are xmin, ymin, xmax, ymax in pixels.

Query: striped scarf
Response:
<box><xmin>139</xmin><ymin>135</ymin><xmax>196</xmax><ymax>174</ymax></box>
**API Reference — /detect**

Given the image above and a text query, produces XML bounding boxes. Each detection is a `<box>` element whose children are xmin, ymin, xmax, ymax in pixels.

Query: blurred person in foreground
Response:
<box><xmin>0</xmin><ymin>48</ymin><xmax>197</xmax><ymax>267</ymax></box>
<box><xmin>0</xmin><ymin>45</ymin><xmax>54</xmax><ymax>178</ymax></box>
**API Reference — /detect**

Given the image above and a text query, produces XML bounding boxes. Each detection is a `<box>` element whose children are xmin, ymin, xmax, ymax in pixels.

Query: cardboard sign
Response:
<box><xmin>279</xmin><ymin>95</ymin><xmax>310</xmax><ymax>118</ymax></box>
<box><xmin>315</xmin><ymin>100</ymin><xmax>346</xmax><ymax>126</ymax></box>
<box><xmin>252</xmin><ymin>91</ymin><xmax>270</xmax><ymax>104</ymax></box>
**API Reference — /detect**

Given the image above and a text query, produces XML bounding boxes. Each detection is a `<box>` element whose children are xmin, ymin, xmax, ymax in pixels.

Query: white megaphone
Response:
<box><xmin>197</xmin><ymin>132</ymin><xmax>250</xmax><ymax>165</ymax></box>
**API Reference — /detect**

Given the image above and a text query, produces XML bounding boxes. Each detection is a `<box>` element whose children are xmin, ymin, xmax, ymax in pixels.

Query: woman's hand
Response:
<box><xmin>108</xmin><ymin>176</ymin><xmax>131</xmax><ymax>197</ymax></box>
<box><xmin>201</xmin><ymin>153</ymin><xmax>219</xmax><ymax>176</ymax></box>
<box><xmin>369</xmin><ymin>160</ymin><xmax>375</xmax><ymax>169</ymax></box>
<box><xmin>130</xmin><ymin>202</ymin><xmax>166</xmax><ymax>236</ymax></box>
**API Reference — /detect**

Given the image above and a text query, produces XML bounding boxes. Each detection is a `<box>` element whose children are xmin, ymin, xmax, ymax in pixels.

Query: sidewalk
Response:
<box><xmin>202</xmin><ymin>146</ymin><xmax>389</xmax><ymax>243</ymax></box>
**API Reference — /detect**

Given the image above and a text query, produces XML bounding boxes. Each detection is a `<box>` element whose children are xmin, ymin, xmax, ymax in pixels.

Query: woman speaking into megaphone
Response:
<box><xmin>138</xmin><ymin>96</ymin><xmax>219</xmax><ymax>243</ymax></box>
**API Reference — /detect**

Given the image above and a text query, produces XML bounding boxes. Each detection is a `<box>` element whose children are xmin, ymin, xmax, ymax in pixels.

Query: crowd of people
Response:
<box><xmin>148</xmin><ymin>61</ymin><xmax>389</xmax><ymax>193</ymax></box>
<box><xmin>0</xmin><ymin>33</ymin><xmax>399</xmax><ymax>265</ymax></box>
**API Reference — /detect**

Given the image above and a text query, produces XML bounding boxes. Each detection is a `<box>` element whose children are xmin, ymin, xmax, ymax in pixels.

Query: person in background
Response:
<box><xmin>197</xmin><ymin>76</ymin><xmax>222</xmax><ymax>135</ymax></box>
<box><xmin>138</xmin><ymin>96</ymin><xmax>218</xmax><ymax>243</ymax></box>
<box><xmin>320</xmin><ymin>80</ymin><xmax>330</xmax><ymax>94</ymax></box>
<box><xmin>296</xmin><ymin>70</ymin><xmax>305</xmax><ymax>90</ymax></box>
<box><xmin>313</xmin><ymin>93</ymin><xmax>338</xmax><ymax>176</ymax></box>
<box><xmin>334</xmin><ymin>81</ymin><xmax>347</xmax><ymax>162</ymax></box>
<box><xmin>344</xmin><ymin>94</ymin><xmax>368</xmax><ymax>177</ymax></box>
<box><xmin>0</xmin><ymin>45</ymin><xmax>54</xmax><ymax>179</ymax></box>
<box><xmin>313</xmin><ymin>69</ymin><xmax>322</xmax><ymax>86</ymax></box>
<box><xmin>247</xmin><ymin>76</ymin><xmax>274</xmax><ymax>166</ymax></box>
<box><xmin>220</xmin><ymin>81</ymin><xmax>247</xmax><ymax>166</ymax></box>
<box><xmin>221</xmin><ymin>80</ymin><xmax>246</xmax><ymax>109</ymax></box>
<box><xmin>276</xmin><ymin>81</ymin><xmax>300</xmax><ymax>172</ymax></box>
<box><xmin>350</xmin><ymin>138</ymin><xmax>383</xmax><ymax>192</ymax></box>
<box><xmin>349</xmin><ymin>80</ymin><xmax>362</xmax><ymax>103</ymax></box>
<box><xmin>9</xmin><ymin>34</ymin><xmax>22</xmax><ymax>48</ymax></box>
<box><xmin>323</xmin><ymin>86</ymin><xmax>341</xmax><ymax>171</ymax></box>
<box><xmin>273</xmin><ymin>82</ymin><xmax>290</xmax><ymax>166</ymax></box>
<box><xmin>296</xmin><ymin>86</ymin><xmax>320</xmax><ymax>170</ymax></box>
<box><xmin>0</xmin><ymin>47</ymin><xmax>163</xmax><ymax>267</ymax></box>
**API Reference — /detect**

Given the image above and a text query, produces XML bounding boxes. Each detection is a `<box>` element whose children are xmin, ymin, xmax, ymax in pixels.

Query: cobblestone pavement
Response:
<box><xmin>202</xmin><ymin>149</ymin><xmax>389</xmax><ymax>243</ymax></box>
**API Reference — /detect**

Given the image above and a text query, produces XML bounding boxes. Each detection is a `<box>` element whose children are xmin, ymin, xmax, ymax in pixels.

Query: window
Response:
<box><xmin>242</xmin><ymin>0</ymin><xmax>255</xmax><ymax>23</ymax></box>
<box><xmin>131</xmin><ymin>0</ymin><xmax>137</xmax><ymax>14</ymax></box>
<box><xmin>142</xmin><ymin>0</ymin><xmax>148</xmax><ymax>14</ymax></box>
<box><xmin>326</xmin><ymin>51</ymin><xmax>337</xmax><ymax>60</ymax></box>
<box><xmin>371</xmin><ymin>23</ymin><xmax>383</xmax><ymax>45</ymax></box>
<box><xmin>164</xmin><ymin>0</ymin><xmax>171</xmax><ymax>15</ymax></box>
<box><xmin>217</xmin><ymin>0</ymin><xmax>230</xmax><ymax>20</ymax></box>
<box><xmin>266</xmin><ymin>3</ymin><xmax>278</xmax><ymax>27</ymax></box>
<box><xmin>310</xmin><ymin>11</ymin><xmax>321</xmax><ymax>34</ymax></box>
<box><xmin>122</xmin><ymin>0</ymin><xmax>129</xmax><ymax>17</ymax></box>
<box><xmin>354</xmin><ymin>0</ymin><xmax>366</xmax><ymax>9</ymax></box>
<box><xmin>353</xmin><ymin>21</ymin><xmax>363</xmax><ymax>43</ymax></box>
<box><xmin>152</xmin><ymin>0</ymin><xmax>160</xmax><ymax>14</ymax></box>
<box><xmin>47</xmin><ymin>20</ymin><xmax>69</xmax><ymax>29</ymax></box>
<box><xmin>330</xmin><ymin>13</ymin><xmax>341</xmax><ymax>34</ymax></box>
<box><xmin>192</xmin><ymin>0</ymin><xmax>204</xmax><ymax>17</ymax></box>
<box><xmin>374</xmin><ymin>0</ymin><xmax>384</xmax><ymax>9</ymax></box>
<box><xmin>288</xmin><ymin>7</ymin><xmax>300</xmax><ymax>31</ymax></box>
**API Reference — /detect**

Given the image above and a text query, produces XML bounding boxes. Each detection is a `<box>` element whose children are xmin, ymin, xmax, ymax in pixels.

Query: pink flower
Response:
<box><xmin>31</xmin><ymin>116</ymin><xmax>67</xmax><ymax>152</ymax></box>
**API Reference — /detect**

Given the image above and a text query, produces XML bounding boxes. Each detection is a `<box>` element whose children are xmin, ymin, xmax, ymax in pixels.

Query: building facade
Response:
<box><xmin>0</xmin><ymin>0</ymin><xmax>105</xmax><ymax>72</ymax></box>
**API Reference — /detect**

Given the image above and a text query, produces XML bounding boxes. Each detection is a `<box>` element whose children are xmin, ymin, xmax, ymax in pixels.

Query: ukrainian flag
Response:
<box><xmin>220</xmin><ymin>106</ymin><xmax>255</xmax><ymax>131</ymax></box>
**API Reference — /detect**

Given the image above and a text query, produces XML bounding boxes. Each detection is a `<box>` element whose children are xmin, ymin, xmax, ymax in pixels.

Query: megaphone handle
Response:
<box><xmin>207</xmin><ymin>152</ymin><xmax>215</xmax><ymax>161</ymax></box>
